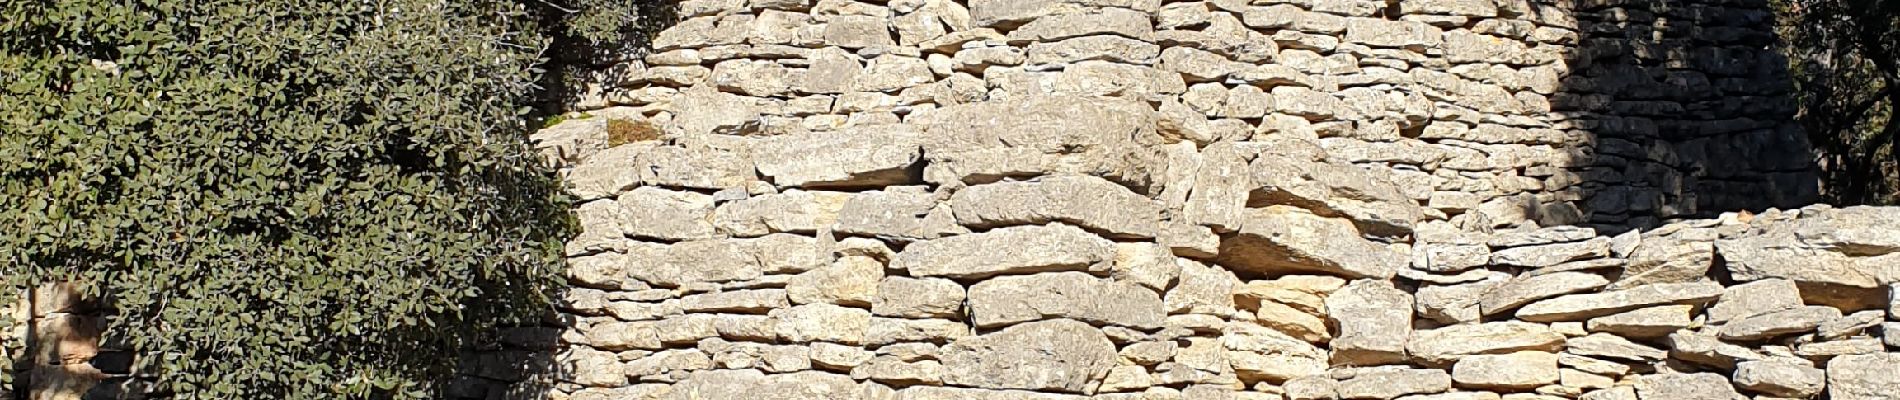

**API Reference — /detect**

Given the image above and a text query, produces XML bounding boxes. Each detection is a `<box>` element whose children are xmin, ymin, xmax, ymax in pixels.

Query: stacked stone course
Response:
<box><xmin>459</xmin><ymin>0</ymin><xmax>1898</xmax><ymax>399</ymax></box>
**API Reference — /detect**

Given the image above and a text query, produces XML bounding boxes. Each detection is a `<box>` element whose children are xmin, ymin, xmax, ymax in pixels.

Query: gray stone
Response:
<box><xmin>1334</xmin><ymin>369</ymin><xmax>1451</xmax><ymax>399</ymax></box>
<box><xmin>919</xmin><ymin>96</ymin><xmax>1164</xmax><ymax>190</ymax></box>
<box><xmin>1248</xmin><ymin>153</ymin><xmax>1421</xmax><ymax>237</ymax></box>
<box><xmin>834</xmin><ymin>186</ymin><xmax>969</xmax><ymax>241</ymax></box>
<box><xmin>872</xmin><ymin>277</ymin><xmax>966</xmax><ymax>319</ymax></box>
<box><xmin>949</xmin><ymin>175</ymin><xmax>1161</xmax><ymax>239</ymax></box>
<box><xmin>940</xmin><ymin>319</ymin><xmax>1118</xmax><ymax>394</ymax></box>
<box><xmin>773</xmin><ymin>304</ymin><xmax>872</xmax><ymax>344</ymax></box>
<box><xmin>787</xmin><ymin>255</ymin><xmax>884</xmax><ymax>306</ymax></box>
<box><xmin>1408</xmin><ymin>322</ymin><xmax>1566</xmax><ymax>366</ymax></box>
<box><xmin>1613</xmin><ymin>236</ymin><xmax>1714</xmax><ymax>289</ymax></box>
<box><xmin>1566</xmin><ymin>333</ymin><xmax>1665</xmax><ymax>362</ymax></box>
<box><xmin>1705</xmin><ymin>279</ymin><xmax>1803</xmax><ymax>323</ymax></box>
<box><xmin>967</xmin><ymin>272</ymin><xmax>1165</xmax><ymax>329</ymax></box>
<box><xmin>1025</xmin><ymin>35</ymin><xmax>1161</xmax><ymax>65</ymax></box>
<box><xmin>753</xmin><ymin>125</ymin><xmax>924</xmax><ymax>189</ymax></box>
<box><xmin>1450</xmin><ymin>351</ymin><xmax>1559</xmax><ymax>390</ymax></box>
<box><xmin>1491</xmin><ymin>239</ymin><xmax>1612</xmax><ymax>268</ymax></box>
<box><xmin>1479</xmin><ymin>272</ymin><xmax>1611</xmax><ymax>316</ymax></box>
<box><xmin>1212</xmin><ymin>206</ymin><xmax>1406</xmax><ymax>280</ymax></box>
<box><xmin>1222</xmin><ymin>323</ymin><xmax>1330</xmax><ymax>383</ymax></box>
<box><xmin>1634</xmin><ymin>373</ymin><xmax>1739</xmax><ymax>400</ymax></box>
<box><xmin>1734</xmin><ymin>361</ymin><xmax>1825</xmax><ymax>398</ymax></box>
<box><xmin>1829</xmin><ymin>352</ymin><xmax>1900</xmax><ymax>400</ymax></box>
<box><xmin>1514</xmin><ymin>282</ymin><xmax>1724</xmax><ymax>322</ymax></box>
<box><xmin>1327</xmin><ymin>280</ymin><xmax>1415</xmax><ymax>366</ymax></box>
<box><xmin>615</xmin><ymin>187</ymin><xmax>717</xmax><ymax>241</ymax></box>
<box><xmin>1719</xmin><ymin>305</ymin><xmax>1842</xmax><ymax>341</ymax></box>
<box><xmin>894</xmin><ymin>223</ymin><xmax>1115</xmax><ymax>280</ymax></box>
<box><xmin>1665</xmin><ymin>332</ymin><xmax>1767</xmax><ymax>370</ymax></box>
<box><xmin>1584</xmin><ymin>305</ymin><xmax>1693</xmax><ymax>338</ymax></box>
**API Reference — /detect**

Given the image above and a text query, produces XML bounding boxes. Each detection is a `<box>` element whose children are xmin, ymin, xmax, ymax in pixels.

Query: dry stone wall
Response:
<box><xmin>453</xmin><ymin>0</ymin><xmax>1896</xmax><ymax>399</ymax></box>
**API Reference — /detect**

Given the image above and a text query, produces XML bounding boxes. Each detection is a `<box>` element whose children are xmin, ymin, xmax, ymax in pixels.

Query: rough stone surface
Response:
<box><xmin>940</xmin><ymin>319</ymin><xmax>1118</xmax><ymax>394</ymax></box>
<box><xmin>442</xmin><ymin>1</ymin><xmax>1886</xmax><ymax>399</ymax></box>
<box><xmin>967</xmin><ymin>272</ymin><xmax>1165</xmax><ymax>329</ymax></box>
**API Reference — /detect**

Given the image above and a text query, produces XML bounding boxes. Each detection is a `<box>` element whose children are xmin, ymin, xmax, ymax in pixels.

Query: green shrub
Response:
<box><xmin>0</xmin><ymin>1</ymin><xmax>582</xmax><ymax>398</ymax></box>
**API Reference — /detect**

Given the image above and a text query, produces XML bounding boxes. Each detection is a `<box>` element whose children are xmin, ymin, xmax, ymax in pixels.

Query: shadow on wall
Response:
<box><xmin>1550</xmin><ymin>0</ymin><xmax>1818</xmax><ymax>234</ymax></box>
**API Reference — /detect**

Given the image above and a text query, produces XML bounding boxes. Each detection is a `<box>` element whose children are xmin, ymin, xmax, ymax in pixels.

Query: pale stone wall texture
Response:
<box><xmin>474</xmin><ymin>0</ymin><xmax>1888</xmax><ymax>399</ymax></box>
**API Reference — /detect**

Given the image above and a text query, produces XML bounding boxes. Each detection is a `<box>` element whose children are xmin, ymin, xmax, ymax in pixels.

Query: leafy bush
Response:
<box><xmin>1779</xmin><ymin>0</ymin><xmax>1900</xmax><ymax>204</ymax></box>
<box><xmin>0</xmin><ymin>1</ymin><xmax>584</xmax><ymax>398</ymax></box>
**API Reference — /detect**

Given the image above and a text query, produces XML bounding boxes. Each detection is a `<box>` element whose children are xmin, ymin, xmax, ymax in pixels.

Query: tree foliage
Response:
<box><xmin>0</xmin><ymin>0</ymin><xmax>602</xmax><ymax>398</ymax></box>
<box><xmin>1779</xmin><ymin>0</ymin><xmax>1900</xmax><ymax>204</ymax></box>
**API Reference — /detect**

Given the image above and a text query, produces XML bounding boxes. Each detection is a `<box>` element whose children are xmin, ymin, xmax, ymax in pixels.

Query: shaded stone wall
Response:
<box><xmin>460</xmin><ymin>1</ymin><xmax>1900</xmax><ymax>399</ymax></box>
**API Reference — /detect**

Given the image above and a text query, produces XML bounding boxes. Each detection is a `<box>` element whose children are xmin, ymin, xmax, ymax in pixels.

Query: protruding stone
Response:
<box><xmin>1409</xmin><ymin>322</ymin><xmax>1566</xmax><ymax>366</ymax></box>
<box><xmin>1326</xmin><ymin>280</ymin><xmax>1414</xmax><ymax>366</ymax></box>
<box><xmin>967</xmin><ymin>272</ymin><xmax>1166</xmax><ymax>329</ymax></box>
<box><xmin>754</xmin><ymin>125</ymin><xmax>924</xmax><ymax>189</ymax></box>
<box><xmin>1719</xmin><ymin>305</ymin><xmax>1841</xmax><ymax>341</ymax></box>
<box><xmin>1451</xmin><ymin>352</ymin><xmax>1559</xmax><ymax>390</ymax></box>
<box><xmin>1733</xmin><ymin>361</ymin><xmax>1825</xmax><ymax>398</ymax></box>
<box><xmin>1584</xmin><ymin>305</ymin><xmax>1693</xmax><ymax>338</ymax></box>
<box><xmin>894</xmin><ymin>223</ymin><xmax>1115</xmax><ymax>280</ymax></box>
<box><xmin>1334</xmin><ymin>368</ymin><xmax>1451</xmax><ymax>399</ymax></box>
<box><xmin>1633</xmin><ymin>373</ymin><xmax>1739</xmax><ymax>400</ymax></box>
<box><xmin>1248</xmin><ymin>153</ymin><xmax>1421</xmax><ymax>237</ymax></box>
<box><xmin>1479</xmin><ymin>272</ymin><xmax>1611</xmax><ymax>316</ymax></box>
<box><xmin>1829</xmin><ymin>352</ymin><xmax>1900</xmax><ymax>400</ymax></box>
<box><xmin>773</xmin><ymin>304</ymin><xmax>872</xmax><ymax>344</ymax></box>
<box><xmin>1514</xmin><ymin>282</ymin><xmax>1724</xmax><ymax>322</ymax></box>
<box><xmin>1704</xmin><ymin>279</ymin><xmax>1803</xmax><ymax>323</ymax></box>
<box><xmin>949</xmin><ymin>175</ymin><xmax>1162</xmax><ymax>238</ymax></box>
<box><xmin>940</xmin><ymin>319</ymin><xmax>1118</xmax><ymax>394</ymax></box>
<box><xmin>872</xmin><ymin>277</ymin><xmax>966</xmax><ymax>319</ymax></box>
<box><xmin>1213</xmin><ymin>206</ymin><xmax>1405</xmax><ymax>280</ymax></box>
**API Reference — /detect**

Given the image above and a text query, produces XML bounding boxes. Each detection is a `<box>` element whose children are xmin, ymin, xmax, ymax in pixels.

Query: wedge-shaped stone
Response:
<box><xmin>753</xmin><ymin>125</ymin><xmax>923</xmax><ymax>189</ymax></box>
<box><xmin>1514</xmin><ymin>281</ymin><xmax>1723</xmax><ymax>322</ymax></box>
<box><xmin>967</xmin><ymin>272</ymin><xmax>1165</xmax><ymax>329</ymax></box>
<box><xmin>950</xmin><ymin>175</ymin><xmax>1161</xmax><ymax>238</ymax></box>
<box><xmin>1408</xmin><ymin>322</ymin><xmax>1565</xmax><ymax>366</ymax></box>
<box><xmin>1719</xmin><ymin>305</ymin><xmax>1841</xmax><ymax>341</ymax></box>
<box><xmin>1567</xmin><ymin>333</ymin><xmax>1664</xmax><ymax>362</ymax></box>
<box><xmin>1584</xmin><ymin>305</ymin><xmax>1692</xmax><ymax>338</ymax></box>
<box><xmin>1248</xmin><ymin>153</ymin><xmax>1420</xmax><ymax>237</ymax></box>
<box><xmin>1452</xmin><ymin>351</ymin><xmax>1558</xmax><ymax>390</ymax></box>
<box><xmin>1212</xmin><ymin>206</ymin><xmax>1405</xmax><ymax>280</ymax></box>
<box><xmin>1828</xmin><ymin>353</ymin><xmax>1900</xmax><ymax>400</ymax></box>
<box><xmin>941</xmin><ymin>319</ymin><xmax>1118</xmax><ymax>394</ymax></box>
<box><xmin>893</xmin><ymin>224</ymin><xmax>1115</xmax><ymax>280</ymax></box>
<box><xmin>1664</xmin><ymin>332</ymin><xmax>1767</xmax><ymax>370</ymax></box>
<box><xmin>1479</xmin><ymin>271</ymin><xmax>1610</xmax><ymax>316</ymax></box>
<box><xmin>1327</xmin><ymin>279</ymin><xmax>1413</xmax><ymax>366</ymax></box>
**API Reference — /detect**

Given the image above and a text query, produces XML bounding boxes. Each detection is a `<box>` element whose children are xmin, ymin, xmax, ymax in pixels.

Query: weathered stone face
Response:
<box><xmin>440</xmin><ymin>0</ymin><xmax>1883</xmax><ymax>399</ymax></box>
<box><xmin>939</xmin><ymin>319</ymin><xmax>1118</xmax><ymax>394</ymax></box>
